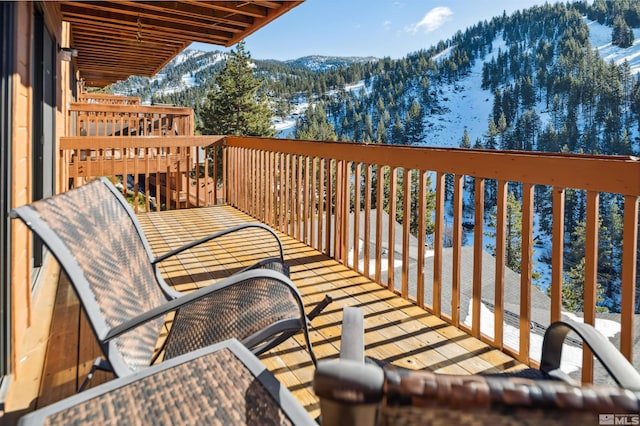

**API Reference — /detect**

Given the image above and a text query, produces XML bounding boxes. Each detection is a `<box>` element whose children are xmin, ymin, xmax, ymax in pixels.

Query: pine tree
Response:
<box><xmin>295</xmin><ymin>103</ymin><xmax>338</xmax><ymax>141</ymax></box>
<box><xmin>485</xmin><ymin>191</ymin><xmax>523</xmax><ymax>273</ymax></box>
<box><xmin>375</xmin><ymin>118</ymin><xmax>387</xmax><ymax>144</ymax></box>
<box><xmin>404</xmin><ymin>100</ymin><xmax>424</xmax><ymax>145</ymax></box>
<box><xmin>561</xmin><ymin>216</ymin><xmax>612</xmax><ymax>312</ymax></box>
<box><xmin>492</xmin><ymin>89</ymin><xmax>503</xmax><ymax>121</ymax></box>
<box><xmin>561</xmin><ymin>258</ymin><xmax>606</xmax><ymax>312</ymax></box>
<box><xmin>391</xmin><ymin>113</ymin><xmax>404</xmax><ymax>145</ymax></box>
<box><xmin>485</xmin><ymin>118</ymin><xmax>499</xmax><ymax>149</ymax></box>
<box><xmin>460</xmin><ymin>129</ymin><xmax>471</xmax><ymax>148</ymax></box>
<box><xmin>199</xmin><ymin>42</ymin><xmax>275</xmax><ymax>137</ymax></box>
<box><xmin>520</xmin><ymin>75</ymin><xmax>536</xmax><ymax>110</ymax></box>
<box><xmin>612</xmin><ymin>14</ymin><xmax>634</xmax><ymax>48</ymax></box>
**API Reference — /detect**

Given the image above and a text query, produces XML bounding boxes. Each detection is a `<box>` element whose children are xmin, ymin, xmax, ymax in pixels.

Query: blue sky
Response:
<box><xmin>191</xmin><ymin>1</ymin><xmax>560</xmax><ymax>60</ymax></box>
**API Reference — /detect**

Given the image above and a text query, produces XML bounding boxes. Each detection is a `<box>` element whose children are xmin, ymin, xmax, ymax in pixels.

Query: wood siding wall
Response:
<box><xmin>9</xmin><ymin>1</ymin><xmax>70</xmax><ymax>381</ymax></box>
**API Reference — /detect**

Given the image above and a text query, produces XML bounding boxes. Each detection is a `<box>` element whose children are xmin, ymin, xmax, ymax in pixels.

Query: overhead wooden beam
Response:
<box><xmin>58</xmin><ymin>1</ymin><xmax>304</xmax><ymax>86</ymax></box>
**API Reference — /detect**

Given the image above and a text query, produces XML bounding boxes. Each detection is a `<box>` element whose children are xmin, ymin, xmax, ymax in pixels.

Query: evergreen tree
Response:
<box><xmin>612</xmin><ymin>14</ymin><xmax>634</xmax><ymax>48</ymax></box>
<box><xmin>376</xmin><ymin>118</ymin><xmax>387</xmax><ymax>144</ymax></box>
<box><xmin>485</xmin><ymin>118</ymin><xmax>499</xmax><ymax>149</ymax></box>
<box><xmin>404</xmin><ymin>100</ymin><xmax>425</xmax><ymax>145</ymax></box>
<box><xmin>561</xmin><ymin>218</ymin><xmax>611</xmax><ymax>313</ymax></box>
<box><xmin>460</xmin><ymin>129</ymin><xmax>471</xmax><ymax>148</ymax></box>
<box><xmin>520</xmin><ymin>75</ymin><xmax>536</xmax><ymax>110</ymax></box>
<box><xmin>493</xmin><ymin>89</ymin><xmax>503</xmax><ymax>120</ymax></box>
<box><xmin>485</xmin><ymin>191</ymin><xmax>523</xmax><ymax>273</ymax></box>
<box><xmin>199</xmin><ymin>42</ymin><xmax>275</xmax><ymax>137</ymax></box>
<box><xmin>497</xmin><ymin>113</ymin><xmax>508</xmax><ymax>147</ymax></box>
<box><xmin>391</xmin><ymin>113</ymin><xmax>404</xmax><ymax>145</ymax></box>
<box><xmin>561</xmin><ymin>258</ymin><xmax>606</xmax><ymax>312</ymax></box>
<box><xmin>295</xmin><ymin>103</ymin><xmax>338</xmax><ymax>141</ymax></box>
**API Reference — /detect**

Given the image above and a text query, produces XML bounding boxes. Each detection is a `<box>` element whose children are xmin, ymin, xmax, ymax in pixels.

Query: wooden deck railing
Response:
<box><xmin>77</xmin><ymin>92</ymin><xmax>141</xmax><ymax>105</ymax></box>
<box><xmin>63</xmin><ymin>100</ymin><xmax>222</xmax><ymax>212</ymax></box>
<box><xmin>222</xmin><ymin>136</ymin><xmax>640</xmax><ymax>383</ymax></box>
<box><xmin>58</xmin><ymin>125</ymin><xmax>639</xmax><ymax>383</ymax></box>
<box><xmin>60</xmin><ymin>136</ymin><xmax>225</xmax><ymax>212</ymax></box>
<box><xmin>69</xmin><ymin>102</ymin><xmax>194</xmax><ymax>137</ymax></box>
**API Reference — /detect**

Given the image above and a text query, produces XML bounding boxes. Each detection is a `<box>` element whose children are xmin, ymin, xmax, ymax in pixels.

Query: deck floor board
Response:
<box><xmin>25</xmin><ymin>205</ymin><xmax>523</xmax><ymax>421</ymax></box>
<box><xmin>138</xmin><ymin>206</ymin><xmax>524</xmax><ymax>420</ymax></box>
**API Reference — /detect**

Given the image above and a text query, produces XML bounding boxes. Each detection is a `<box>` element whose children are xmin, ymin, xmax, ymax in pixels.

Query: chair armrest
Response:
<box><xmin>541</xmin><ymin>320</ymin><xmax>640</xmax><ymax>391</ymax></box>
<box><xmin>152</xmin><ymin>223</ymin><xmax>284</xmax><ymax>264</ymax></box>
<box><xmin>314</xmin><ymin>359</ymin><xmax>384</xmax><ymax>404</ymax></box>
<box><xmin>313</xmin><ymin>307</ymin><xmax>382</xmax><ymax>426</ymax></box>
<box><xmin>104</xmin><ymin>269</ymin><xmax>301</xmax><ymax>342</ymax></box>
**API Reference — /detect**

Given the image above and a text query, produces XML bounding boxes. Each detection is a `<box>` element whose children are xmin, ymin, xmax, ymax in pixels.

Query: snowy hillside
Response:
<box><xmin>588</xmin><ymin>19</ymin><xmax>640</xmax><ymax>75</ymax></box>
<box><xmin>412</xmin><ymin>19</ymin><xmax>640</xmax><ymax>149</ymax></box>
<box><xmin>419</xmin><ymin>37</ymin><xmax>508</xmax><ymax>148</ymax></box>
<box><xmin>282</xmin><ymin>55</ymin><xmax>377</xmax><ymax>71</ymax></box>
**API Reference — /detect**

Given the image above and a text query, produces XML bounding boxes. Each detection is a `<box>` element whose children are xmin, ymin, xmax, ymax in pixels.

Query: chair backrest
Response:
<box><xmin>12</xmin><ymin>178</ymin><xmax>168</xmax><ymax>375</ymax></box>
<box><xmin>381</xmin><ymin>366</ymin><xmax>640</xmax><ymax>425</ymax></box>
<box><xmin>314</xmin><ymin>308</ymin><xmax>640</xmax><ymax>426</ymax></box>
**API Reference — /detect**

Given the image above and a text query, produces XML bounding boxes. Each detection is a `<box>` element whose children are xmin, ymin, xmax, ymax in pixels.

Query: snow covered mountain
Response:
<box><xmin>109</xmin><ymin>51</ymin><xmax>376</xmax><ymax>102</ymax></box>
<box><xmin>280</xmin><ymin>55</ymin><xmax>378</xmax><ymax>71</ymax></box>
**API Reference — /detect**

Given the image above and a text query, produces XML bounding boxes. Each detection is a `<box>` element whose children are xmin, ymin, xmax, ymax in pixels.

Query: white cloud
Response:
<box><xmin>382</xmin><ymin>20</ymin><xmax>392</xmax><ymax>30</ymax></box>
<box><xmin>406</xmin><ymin>6</ymin><xmax>453</xmax><ymax>34</ymax></box>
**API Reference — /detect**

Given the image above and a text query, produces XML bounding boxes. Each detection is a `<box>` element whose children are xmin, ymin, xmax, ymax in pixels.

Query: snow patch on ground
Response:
<box><xmin>587</xmin><ymin>19</ymin><xmax>640</xmax><ymax>75</ymax></box>
<box><xmin>464</xmin><ymin>300</ymin><xmax>621</xmax><ymax>375</ymax></box>
<box><xmin>419</xmin><ymin>37</ymin><xmax>508</xmax><ymax>148</ymax></box>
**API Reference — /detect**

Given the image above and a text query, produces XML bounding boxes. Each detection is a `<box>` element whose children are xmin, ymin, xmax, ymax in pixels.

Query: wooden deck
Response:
<box><xmin>8</xmin><ymin>205</ymin><xmax>524</xmax><ymax>422</ymax></box>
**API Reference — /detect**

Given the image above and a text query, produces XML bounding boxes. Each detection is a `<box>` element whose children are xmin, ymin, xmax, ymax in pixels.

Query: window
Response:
<box><xmin>0</xmin><ymin>0</ymin><xmax>15</xmax><ymax>383</ymax></box>
<box><xmin>31</xmin><ymin>7</ymin><xmax>56</xmax><ymax>274</ymax></box>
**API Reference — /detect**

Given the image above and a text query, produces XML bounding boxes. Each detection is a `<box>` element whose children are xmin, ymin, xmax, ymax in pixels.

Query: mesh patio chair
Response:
<box><xmin>11</xmin><ymin>177</ymin><xmax>327</xmax><ymax>388</ymax></box>
<box><xmin>313</xmin><ymin>307</ymin><xmax>640</xmax><ymax>425</ymax></box>
<box><xmin>19</xmin><ymin>339</ymin><xmax>317</xmax><ymax>425</ymax></box>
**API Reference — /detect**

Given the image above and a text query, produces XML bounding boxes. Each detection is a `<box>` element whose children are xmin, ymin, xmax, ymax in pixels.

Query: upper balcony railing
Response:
<box><xmin>64</xmin><ymin>99</ymin><xmax>224</xmax><ymax>212</ymax></box>
<box><xmin>59</xmin><ymin>98</ymin><xmax>640</xmax><ymax>384</ymax></box>
<box><xmin>77</xmin><ymin>92</ymin><xmax>142</xmax><ymax>105</ymax></box>
<box><xmin>69</xmin><ymin>102</ymin><xmax>194</xmax><ymax>137</ymax></box>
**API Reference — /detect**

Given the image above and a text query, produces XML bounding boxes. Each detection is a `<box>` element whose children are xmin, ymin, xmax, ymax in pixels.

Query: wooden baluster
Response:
<box><xmin>417</xmin><ymin>170</ymin><xmax>427</xmax><ymax>309</ymax></box>
<box><xmin>297</xmin><ymin>155</ymin><xmax>303</xmax><ymax>241</ymax></box>
<box><xmin>620</xmin><ymin>195</ymin><xmax>638</xmax><ymax>362</ymax></box>
<box><xmin>550</xmin><ymin>187</ymin><xmax>565</xmax><ymax>323</ymax></box>
<box><xmin>303</xmin><ymin>156</ymin><xmax>310</xmax><ymax>245</ymax></box>
<box><xmin>341</xmin><ymin>161</ymin><xmax>350</xmax><ymax>266</ymax></box>
<box><xmin>433</xmin><ymin>172</ymin><xmax>445</xmax><ymax>316</ymax></box>
<box><xmin>402</xmin><ymin>169</ymin><xmax>411</xmax><ymax>299</ymax></box>
<box><xmin>363</xmin><ymin>164</ymin><xmax>372</xmax><ymax>279</ymax></box>
<box><xmin>310</xmin><ymin>157</ymin><xmax>317</xmax><ymax>248</ymax></box>
<box><xmin>472</xmin><ymin>177</ymin><xmax>485</xmax><ymax>338</ymax></box>
<box><xmin>325</xmin><ymin>159</ymin><xmax>332</xmax><ymax>256</ymax></box>
<box><xmin>387</xmin><ymin>167</ymin><xmax>397</xmax><ymax>291</ymax></box>
<box><xmin>451</xmin><ymin>174</ymin><xmax>463</xmax><ymax>326</ymax></box>
<box><xmin>582</xmin><ymin>190</ymin><xmax>599</xmax><ymax>383</ymax></box>
<box><xmin>318</xmin><ymin>158</ymin><xmax>325</xmax><ymax>252</ymax></box>
<box><xmin>494</xmin><ymin>180</ymin><xmax>507</xmax><ymax>349</ymax></box>
<box><xmin>353</xmin><ymin>162</ymin><xmax>362</xmax><ymax>272</ymax></box>
<box><xmin>519</xmin><ymin>183</ymin><xmax>534</xmax><ymax>363</ymax></box>
<box><xmin>375</xmin><ymin>165</ymin><xmax>384</xmax><ymax>285</ymax></box>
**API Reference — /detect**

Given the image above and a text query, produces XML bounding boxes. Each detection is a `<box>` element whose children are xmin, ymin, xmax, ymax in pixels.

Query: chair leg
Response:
<box><xmin>305</xmin><ymin>295</ymin><xmax>333</xmax><ymax>366</ymax></box>
<box><xmin>78</xmin><ymin>357</ymin><xmax>113</xmax><ymax>392</ymax></box>
<box><xmin>307</xmin><ymin>294</ymin><xmax>333</xmax><ymax>321</ymax></box>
